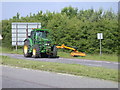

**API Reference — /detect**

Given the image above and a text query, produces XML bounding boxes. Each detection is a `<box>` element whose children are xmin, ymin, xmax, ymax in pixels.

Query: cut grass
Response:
<box><xmin>0</xmin><ymin>46</ymin><xmax>118</xmax><ymax>62</ymax></box>
<box><xmin>1</xmin><ymin>55</ymin><xmax>119</xmax><ymax>82</ymax></box>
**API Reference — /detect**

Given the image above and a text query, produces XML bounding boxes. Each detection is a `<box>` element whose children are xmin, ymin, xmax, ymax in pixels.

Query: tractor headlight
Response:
<box><xmin>45</xmin><ymin>43</ymin><xmax>50</xmax><ymax>46</ymax></box>
<box><xmin>45</xmin><ymin>41</ymin><xmax>51</xmax><ymax>46</ymax></box>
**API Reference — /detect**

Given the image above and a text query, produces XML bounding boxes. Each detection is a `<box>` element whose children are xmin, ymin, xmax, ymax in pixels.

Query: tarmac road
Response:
<box><xmin>1</xmin><ymin>53</ymin><xmax>119</xmax><ymax>70</ymax></box>
<box><xmin>2</xmin><ymin>65</ymin><xmax>118</xmax><ymax>88</ymax></box>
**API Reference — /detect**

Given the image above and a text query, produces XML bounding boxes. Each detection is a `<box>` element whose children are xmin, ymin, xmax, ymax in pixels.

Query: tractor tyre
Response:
<box><xmin>52</xmin><ymin>45</ymin><xmax>57</xmax><ymax>57</ymax></box>
<box><xmin>23</xmin><ymin>40</ymin><xmax>32</xmax><ymax>57</ymax></box>
<box><xmin>32</xmin><ymin>45</ymin><xmax>41</xmax><ymax>58</ymax></box>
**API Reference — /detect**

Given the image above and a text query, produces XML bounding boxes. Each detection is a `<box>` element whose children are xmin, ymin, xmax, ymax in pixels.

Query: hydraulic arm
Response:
<box><xmin>56</xmin><ymin>44</ymin><xmax>86</xmax><ymax>57</ymax></box>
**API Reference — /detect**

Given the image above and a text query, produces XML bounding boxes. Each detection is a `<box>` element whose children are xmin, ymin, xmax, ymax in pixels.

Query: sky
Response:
<box><xmin>1</xmin><ymin>2</ymin><xmax>118</xmax><ymax>20</ymax></box>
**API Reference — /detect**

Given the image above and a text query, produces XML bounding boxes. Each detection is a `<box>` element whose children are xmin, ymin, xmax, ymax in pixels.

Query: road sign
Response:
<box><xmin>97</xmin><ymin>33</ymin><xmax>103</xmax><ymax>55</ymax></box>
<box><xmin>97</xmin><ymin>33</ymin><xmax>103</xmax><ymax>39</ymax></box>
<box><xmin>12</xmin><ymin>22</ymin><xmax>41</xmax><ymax>50</ymax></box>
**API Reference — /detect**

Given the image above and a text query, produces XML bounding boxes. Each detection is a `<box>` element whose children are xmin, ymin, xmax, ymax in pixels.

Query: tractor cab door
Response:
<box><xmin>30</xmin><ymin>31</ymin><xmax>35</xmax><ymax>44</ymax></box>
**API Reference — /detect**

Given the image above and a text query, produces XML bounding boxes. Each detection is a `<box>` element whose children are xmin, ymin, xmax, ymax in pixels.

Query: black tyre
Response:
<box><xmin>23</xmin><ymin>40</ymin><xmax>32</xmax><ymax>57</ymax></box>
<box><xmin>32</xmin><ymin>45</ymin><xmax>41</xmax><ymax>58</ymax></box>
<box><xmin>52</xmin><ymin>45</ymin><xmax>57</xmax><ymax>57</ymax></box>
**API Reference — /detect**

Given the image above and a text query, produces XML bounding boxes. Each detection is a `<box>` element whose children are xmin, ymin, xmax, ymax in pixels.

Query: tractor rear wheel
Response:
<box><xmin>23</xmin><ymin>41</ymin><xmax>32</xmax><ymax>57</ymax></box>
<box><xmin>32</xmin><ymin>45</ymin><xmax>41</xmax><ymax>58</ymax></box>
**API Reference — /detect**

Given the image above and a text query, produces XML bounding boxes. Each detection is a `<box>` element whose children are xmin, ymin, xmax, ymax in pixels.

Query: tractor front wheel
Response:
<box><xmin>32</xmin><ymin>45</ymin><xmax>41</xmax><ymax>58</ymax></box>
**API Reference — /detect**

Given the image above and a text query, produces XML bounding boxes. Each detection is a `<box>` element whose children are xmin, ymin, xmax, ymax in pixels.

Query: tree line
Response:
<box><xmin>1</xmin><ymin>6</ymin><xmax>118</xmax><ymax>54</ymax></box>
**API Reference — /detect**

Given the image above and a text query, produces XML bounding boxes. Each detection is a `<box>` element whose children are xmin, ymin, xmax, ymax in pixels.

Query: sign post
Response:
<box><xmin>97</xmin><ymin>33</ymin><xmax>103</xmax><ymax>55</ymax></box>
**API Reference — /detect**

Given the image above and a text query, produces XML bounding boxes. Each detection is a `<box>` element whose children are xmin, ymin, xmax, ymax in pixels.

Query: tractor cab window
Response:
<box><xmin>31</xmin><ymin>31</ymin><xmax>35</xmax><ymax>39</ymax></box>
<box><xmin>36</xmin><ymin>31</ymin><xmax>47</xmax><ymax>39</ymax></box>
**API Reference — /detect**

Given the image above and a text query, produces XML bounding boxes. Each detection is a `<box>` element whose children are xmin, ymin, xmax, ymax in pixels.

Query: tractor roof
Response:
<box><xmin>32</xmin><ymin>28</ymin><xmax>49</xmax><ymax>32</ymax></box>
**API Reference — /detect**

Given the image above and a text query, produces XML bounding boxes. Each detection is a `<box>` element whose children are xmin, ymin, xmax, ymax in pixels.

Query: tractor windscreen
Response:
<box><xmin>36</xmin><ymin>31</ymin><xmax>48</xmax><ymax>39</ymax></box>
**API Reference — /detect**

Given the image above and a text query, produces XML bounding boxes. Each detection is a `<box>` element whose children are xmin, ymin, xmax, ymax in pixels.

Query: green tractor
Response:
<box><xmin>23</xmin><ymin>28</ymin><xmax>57</xmax><ymax>58</ymax></box>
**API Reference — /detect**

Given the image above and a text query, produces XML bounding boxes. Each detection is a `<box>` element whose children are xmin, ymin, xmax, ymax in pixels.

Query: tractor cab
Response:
<box><xmin>30</xmin><ymin>29</ymin><xmax>50</xmax><ymax>44</ymax></box>
<box><xmin>31</xmin><ymin>29</ymin><xmax>49</xmax><ymax>38</ymax></box>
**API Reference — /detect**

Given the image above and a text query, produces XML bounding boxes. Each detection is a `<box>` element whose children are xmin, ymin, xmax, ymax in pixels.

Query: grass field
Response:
<box><xmin>1</xmin><ymin>47</ymin><xmax>118</xmax><ymax>62</ymax></box>
<box><xmin>1</xmin><ymin>55</ymin><xmax>119</xmax><ymax>82</ymax></box>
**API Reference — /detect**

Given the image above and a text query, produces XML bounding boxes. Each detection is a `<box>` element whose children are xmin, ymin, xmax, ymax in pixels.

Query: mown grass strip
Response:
<box><xmin>1</xmin><ymin>55</ymin><xmax>119</xmax><ymax>82</ymax></box>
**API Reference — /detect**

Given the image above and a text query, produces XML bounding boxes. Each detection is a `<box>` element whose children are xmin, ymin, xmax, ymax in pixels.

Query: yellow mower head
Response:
<box><xmin>71</xmin><ymin>51</ymin><xmax>86</xmax><ymax>57</ymax></box>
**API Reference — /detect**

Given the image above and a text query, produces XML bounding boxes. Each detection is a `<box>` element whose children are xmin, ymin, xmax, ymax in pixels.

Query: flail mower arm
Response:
<box><xmin>56</xmin><ymin>44</ymin><xmax>86</xmax><ymax>57</ymax></box>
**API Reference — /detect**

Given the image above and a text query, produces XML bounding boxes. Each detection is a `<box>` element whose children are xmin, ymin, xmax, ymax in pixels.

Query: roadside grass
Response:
<box><xmin>0</xmin><ymin>47</ymin><xmax>23</xmax><ymax>54</ymax></box>
<box><xmin>1</xmin><ymin>46</ymin><xmax>118</xmax><ymax>62</ymax></box>
<box><xmin>58</xmin><ymin>52</ymin><xmax>118</xmax><ymax>62</ymax></box>
<box><xmin>1</xmin><ymin>55</ymin><xmax>119</xmax><ymax>82</ymax></box>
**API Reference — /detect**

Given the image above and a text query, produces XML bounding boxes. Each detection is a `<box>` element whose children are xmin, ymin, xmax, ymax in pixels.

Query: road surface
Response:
<box><xmin>1</xmin><ymin>53</ymin><xmax>119</xmax><ymax>69</ymax></box>
<box><xmin>2</xmin><ymin>65</ymin><xmax>118</xmax><ymax>88</ymax></box>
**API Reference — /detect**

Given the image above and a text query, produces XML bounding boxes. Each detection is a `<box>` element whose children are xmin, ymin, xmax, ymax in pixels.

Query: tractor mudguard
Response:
<box><xmin>24</xmin><ymin>38</ymin><xmax>33</xmax><ymax>46</ymax></box>
<box><xmin>24</xmin><ymin>38</ymin><xmax>33</xmax><ymax>53</ymax></box>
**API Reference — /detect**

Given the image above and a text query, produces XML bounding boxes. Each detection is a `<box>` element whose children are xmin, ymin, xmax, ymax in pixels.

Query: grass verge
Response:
<box><xmin>1</xmin><ymin>47</ymin><xmax>118</xmax><ymax>62</ymax></box>
<box><xmin>1</xmin><ymin>55</ymin><xmax>119</xmax><ymax>82</ymax></box>
<box><xmin>58</xmin><ymin>52</ymin><xmax>118</xmax><ymax>62</ymax></box>
<box><xmin>0</xmin><ymin>47</ymin><xmax>23</xmax><ymax>54</ymax></box>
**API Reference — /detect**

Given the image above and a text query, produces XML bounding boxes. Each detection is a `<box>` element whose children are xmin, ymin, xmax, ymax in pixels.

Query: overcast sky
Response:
<box><xmin>1</xmin><ymin>1</ymin><xmax>118</xmax><ymax>20</ymax></box>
